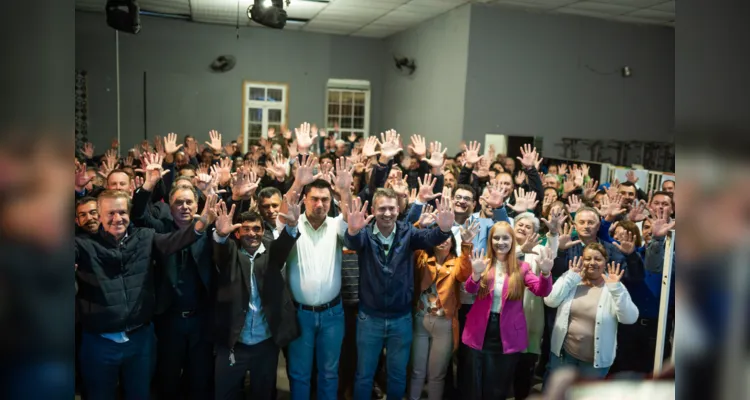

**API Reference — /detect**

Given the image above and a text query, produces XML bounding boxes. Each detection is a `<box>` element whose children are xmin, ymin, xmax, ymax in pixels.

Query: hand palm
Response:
<box><xmin>428</xmin><ymin>151</ymin><xmax>444</xmax><ymax>167</ymax></box>
<box><xmin>382</xmin><ymin>141</ymin><xmax>401</xmax><ymax>158</ymax></box>
<box><xmin>471</xmin><ymin>259</ymin><xmax>487</xmax><ymax>274</ymax></box>
<box><xmin>465</xmin><ymin>150</ymin><xmax>480</xmax><ymax>164</ymax></box>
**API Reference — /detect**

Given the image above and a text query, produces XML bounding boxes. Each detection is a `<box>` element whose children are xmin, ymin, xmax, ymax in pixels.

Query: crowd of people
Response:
<box><xmin>73</xmin><ymin>124</ymin><xmax>676</xmax><ymax>400</ymax></box>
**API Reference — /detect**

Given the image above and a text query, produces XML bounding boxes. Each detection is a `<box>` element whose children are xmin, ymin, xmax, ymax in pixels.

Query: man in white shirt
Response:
<box><xmin>284</xmin><ymin>154</ymin><xmax>353</xmax><ymax>400</ymax></box>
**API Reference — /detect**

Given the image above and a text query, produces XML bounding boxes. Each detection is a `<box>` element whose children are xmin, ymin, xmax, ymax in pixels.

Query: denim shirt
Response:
<box><xmin>238</xmin><ymin>243</ymin><xmax>272</xmax><ymax>345</ymax></box>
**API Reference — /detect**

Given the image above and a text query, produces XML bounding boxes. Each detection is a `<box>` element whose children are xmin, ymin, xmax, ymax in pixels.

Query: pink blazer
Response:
<box><xmin>461</xmin><ymin>262</ymin><xmax>552</xmax><ymax>354</ymax></box>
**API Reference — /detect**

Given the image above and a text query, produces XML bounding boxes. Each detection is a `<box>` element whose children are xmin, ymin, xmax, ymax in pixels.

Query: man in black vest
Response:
<box><xmin>75</xmin><ymin>182</ymin><xmax>216</xmax><ymax>399</ymax></box>
<box><xmin>130</xmin><ymin>162</ymin><xmax>218</xmax><ymax>399</ymax></box>
<box><xmin>212</xmin><ymin>193</ymin><xmax>301</xmax><ymax>400</ymax></box>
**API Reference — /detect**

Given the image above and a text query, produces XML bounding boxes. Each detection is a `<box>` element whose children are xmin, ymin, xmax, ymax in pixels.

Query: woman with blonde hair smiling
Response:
<box><xmin>461</xmin><ymin>221</ymin><xmax>554</xmax><ymax>399</ymax></box>
<box><xmin>544</xmin><ymin>243</ymin><xmax>638</xmax><ymax>381</ymax></box>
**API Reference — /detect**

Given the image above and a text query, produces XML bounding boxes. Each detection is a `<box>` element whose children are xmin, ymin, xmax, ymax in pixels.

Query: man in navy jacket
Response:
<box><xmin>344</xmin><ymin>189</ymin><xmax>455</xmax><ymax>400</ymax></box>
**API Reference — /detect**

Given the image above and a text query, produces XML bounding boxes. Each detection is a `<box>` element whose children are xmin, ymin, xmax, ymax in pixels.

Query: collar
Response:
<box><xmin>240</xmin><ymin>242</ymin><xmax>266</xmax><ymax>259</ymax></box>
<box><xmin>373</xmin><ymin>223</ymin><xmax>396</xmax><ymax>240</ymax></box>
<box><xmin>301</xmin><ymin>213</ymin><xmax>329</xmax><ymax>231</ymax></box>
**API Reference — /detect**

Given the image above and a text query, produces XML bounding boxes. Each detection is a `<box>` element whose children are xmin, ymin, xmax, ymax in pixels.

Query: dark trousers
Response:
<box><xmin>79</xmin><ymin>323</ymin><xmax>156</xmax><ymax>400</ymax></box>
<box><xmin>215</xmin><ymin>339</ymin><xmax>279</xmax><ymax>400</ymax></box>
<box><xmin>536</xmin><ymin>304</ymin><xmax>556</xmax><ymax>377</ymax></box>
<box><xmin>513</xmin><ymin>353</ymin><xmax>538</xmax><ymax>400</ymax></box>
<box><xmin>454</xmin><ymin>303</ymin><xmax>472</xmax><ymax>399</ymax></box>
<box><xmin>463</xmin><ymin>313</ymin><xmax>519</xmax><ymax>400</ymax></box>
<box><xmin>154</xmin><ymin>313</ymin><xmax>214</xmax><ymax>399</ymax></box>
<box><xmin>338</xmin><ymin>303</ymin><xmax>359</xmax><ymax>398</ymax></box>
<box><xmin>609</xmin><ymin>317</ymin><xmax>673</xmax><ymax>376</ymax></box>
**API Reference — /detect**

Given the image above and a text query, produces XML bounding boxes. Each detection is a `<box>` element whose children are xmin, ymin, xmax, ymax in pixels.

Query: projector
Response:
<box><xmin>248</xmin><ymin>0</ymin><xmax>288</xmax><ymax>29</ymax></box>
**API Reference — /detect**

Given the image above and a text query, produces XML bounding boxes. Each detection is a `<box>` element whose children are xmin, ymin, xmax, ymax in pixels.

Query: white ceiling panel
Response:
<box><xmin>76</xmin><ymin>0</ymin><xmax>674</xmax><ymax>39</ymax></box>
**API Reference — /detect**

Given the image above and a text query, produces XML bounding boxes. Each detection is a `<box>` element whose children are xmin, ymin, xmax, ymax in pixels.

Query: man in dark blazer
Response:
<box><xmin>212</xmin><ymin>192</ymin><xmax>302</xmax><ymax>400</ymax></box>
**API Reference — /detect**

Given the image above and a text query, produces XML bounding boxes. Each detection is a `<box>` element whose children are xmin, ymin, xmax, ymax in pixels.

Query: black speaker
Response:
<box><xmin>106</xmin><ymin>0</ymin><xmax>141</xmax><ymax>34</ymax></box>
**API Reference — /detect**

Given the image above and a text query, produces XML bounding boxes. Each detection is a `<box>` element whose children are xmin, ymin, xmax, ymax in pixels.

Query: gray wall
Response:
<box><xmin>463</xmin><ymin>5</ymin><xmax>675</xmax><ymax>158</ymax></box>
<box><xmin>75</xmin><ymin>11</ymin><xmax>385</xmax><ymax>151</ymax></box>
<box><xmin>381</xmin><ymin>5</ymin><xmax>471</xmax><ymax>154</ymax></box>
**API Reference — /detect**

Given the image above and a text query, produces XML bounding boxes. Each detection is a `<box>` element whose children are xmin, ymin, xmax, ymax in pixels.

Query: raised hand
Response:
<box><xmin>185</xmin><ymin>140</ymin><xmax>198</xmax><ymax>158</ymax></box>
<box><xmin>613</xmin><ymin>230</ymin><xmax>636</xmax><ymax>255</ymax></box>
<box><xmin>601</xmin><ymin>194</ymin><xmax>627</xmax><ymax>221</ymax></box>
<box><xmin>582</xmin><ymin>179</ymin><xmax>598</xmax><ymax>200</ymax></box>
<box><xmin>163</xmin><ymin>132</ymin><xmax>183</xmax><ymax>154</ymax></box>
<box><xmin>628</xmin><ymin>199</ymin><xmax>649</xmax><ymax>222</ymax></box>
<box><xmin>581</xmin><ymin>164</ymin><xmax>590</xmax><ymax>177</ymax></box>
<box><xmin>540</xmin><ymin>206</ymin><xmax>566</xmax><ymax>235</ymax></box>
<box><xmin>435</xmin><ymin>195</ymin><xmax>455</xmax><ymax>232</ymax></box>
<box><xmin>409</xmin><ymin>188</ymin><xmax>418</xmax><ymax>205</ymax></box>
<box><xmin>75</xmin><ymin>160</ymin><xmax>94</xmax><ymax>191</ymax></box>
<box><xmin>558</xmin><ymin>223</ymin><xmax>582</xmax><ymax>250</ymax></box>
<box><xmin>604</xmin><ymin>262</ymin><xmax>624</xmax><ymax>284</ymax></box>
<box><xmin>294</xmin><ymin>122</ymin><xmax>315</xmax><ymax>152</ymax></box>
<box><xmin>347</xmin><ymin>197</ymin><xmax>374</xmax><ymax>234</ymax></box>
<box><xmin>562</xmin><ymin>179</ymin><xmax>577</xmax><ymax>195</ymax></box>
<box><xmin>283</xmin><ymin>126</ymin><xmax>293</xmax><ymax>140</ymax></box>
<box><xmin>334</xmin><ymin>156</ymin><xmax>354</xmax><ymax>192</ymax></box>
<box><xmin>153</xmin><ymin>135</ymin><xmax>165</xmax><ymax>157</ymax></box>
<box><xmin>362</xmin><ymin>136</ymin><xmax>380</xmax><ymax>158</ymax></box>
<box><xmin>409</xmin><ymin>134</ymin><xmax>427</xmax><ymax>158</ymax></box>
<box><xmin>566</xmin><ymin>194</ymin><xmax>583</xmax><ymax>214</ymax></box>
<box><xmin>427</xmin><ymin>141</ymin><xmax>447</xmax><ymax>168</ymax></box>
<box><xmin>206</xmin><ymin>130</ymin><xmax>223</xmax><ymax>152</ymax></box>
<box><xmin>278</xmin><ymin>190</ymin><xmax>302</xmax><ymax>227</ymax></box>
<box><xmin>378</xmin><ymin>129</ymin><xmax>402</xmax><ymax>159</ymax></box>
<box><xmin>481</xmin><ymin>181</ymin><xmax>507</xmax><ymax>209</ymax></box>
<box><xmin>417</xmin><ymin>204</ymin><xmax>437</xmax><ymax>229</ymax></box>
<box><xmin>520</xmin><ymin>232</ymin><xmax>541</xmax><ymax>254</ymax></box>
<box><xmin>625</xmin><ymin>170</ymin><xmax>638</xmax><ymax>184</ymax></box>
<box><xmin>460</xmin><ymin>219</ymin><xmax>480</xmax><ymax>243</ymax></box>
<box><xmin>510</xmin><ymin>187</ymin><xmax>538</xmax><ymax>213</ymax></box>
<box><xmin>558</xmin><ymin>163</ymin><xmax>568</xmax><ymax>177</ymax></box>
<box><xmin>516</xmin><ymin>144</ymin><xmax>539</xmax><ymax>169</ymax></box>
<box><xmin>294</xmin><ymin>154</ymin><xmax>320</xmax><ymax>187</ymax></box>
<box><xmin>348</xmin><ymin>132</ymin><xmax>357</xmax><ymax>142</ymax></box>
<box><xmin>463</xmin><ymin>141</ymin><xmax>482</xmax><ymax>165</ymax></box>
<box><xmin>533</xmin><ymin>151</ymin><xmax>544</xmax><ymax>171</ymax></box>
<box><xmin>471</xmin><ymin>248</ymin><xmax>489</xmax><ymax>275</ymax></box>
<box><xmin>269</xmin><ymin>153</ymin><xmax>288</xmax><ymax>180</ymax></box>
<box><xmin>231</xmin><ymin>169</ymin><xmax>260</xmax><ymax>199</ymax></box>
<box><xmin>137</xmin><ymin>152</ymin><xmax>170</xmax><ymax>190</ymax></box>
<box><xmin>417</xmin><ymin>173</ymin><xmax>442</xmax><ymax>202</ymax></box>
<box><xmin>542</xmin><ymin>193</ymin><xmax>555</xmax><ymax>211</ymax></box>
<box><xmin>82</xmin><ymin>142</ymin><xmax>95</xmax><ymax>159</ymax></box>
<box><xmin>215</xmin><ymin>202</ymin><xmax>241</xmax><ymax>237</ymax></box>
<box><xmin>515</xmin><ymin>170</ymin><xmax>527</xmax><ymax>186</ymax></box>
<box><xmin>213</xmin><ymin>157</ymin><xmax>233</xmax><ymax>185</ymax></box>
<box><xmin>196</xmin><ymin>172</ymin><xmax>213</xmax><ymax>192</ymax></box>
<box><xmin>536</xmin><ymin>246</ymin><xmax>555</xmax><ymax>275</ymax></box>
<box><xmin>472</xmin><ymin>156</ymin><xmax>490</xmax><ymax>178</ymax></box>
<box><xmin>267</xmin><ymin>127</ymin><xmax>276</xmax><ymax>139</ymax></box>
<box><xmin>568</xmin><ymin>256</ymin><xmax>583</xmax><ymax>274</ymax></box>
<box><xmin>194</xmin><ymin>194</ymin><xmax>219</xmax><ymax>232</ymax></box>
<box><xmin>573</xmin><ymin>170</ymin><xmax>585</xmax><ymax>187</ymax></box>
<box><xmin>649</xmin><ymin>207</ymin><xmax>675</xmax><ymax>238</ymax></box>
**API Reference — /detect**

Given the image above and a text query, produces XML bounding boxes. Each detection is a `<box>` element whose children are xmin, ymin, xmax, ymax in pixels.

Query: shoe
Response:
<box><xmin>372</xmin><ymin>383</ymin><xmax>384</xmax><ymax>399</ymax></box>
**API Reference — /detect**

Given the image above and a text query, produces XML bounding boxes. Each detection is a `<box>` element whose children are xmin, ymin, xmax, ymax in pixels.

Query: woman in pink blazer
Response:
<box><xmin>461</xmin><ymin>222</ymin><xmax>554</xmax><ymax>399</ymax></box>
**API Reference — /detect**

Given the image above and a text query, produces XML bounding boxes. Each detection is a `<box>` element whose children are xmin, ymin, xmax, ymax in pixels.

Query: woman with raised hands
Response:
<box><xmin>543</xmin><ymin>243</ymin><xmax>639</xmax><ymax>382</ymax></box>
<box><xmin>460</xmin><ymin>221</ymin><xmax>553</xmax><ymax>399</ymax></box>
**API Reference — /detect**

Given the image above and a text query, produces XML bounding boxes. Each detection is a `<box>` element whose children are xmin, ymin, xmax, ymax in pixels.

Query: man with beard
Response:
<box><xmin>75</xmin><ymin>197</ymin><xmax>100</xmax><ymax>234</ymax></box>
<box><xmin>129</xmin><ymin>156</ymin><xmax>218</xmax><ymax>399</ymax></box>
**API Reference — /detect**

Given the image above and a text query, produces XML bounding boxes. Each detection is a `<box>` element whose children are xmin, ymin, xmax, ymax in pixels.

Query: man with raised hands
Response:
<box><xmin>284</xmin><ymin>156</ymin><xmax>353</xmax><ymax>400</ymax></box>
<box><xmin>74</xmin><ymin>187</ymin><xmax>217</xmax><ymax>400</ymax></box>
<box><xmin>345</xmin><ymin>191</ymin><xmax>455</xmax><ymax>400</ymax></box>
<box><xmin>212</xmin><ymin>192</ymin><xmax>302</xmax><ymax>400</ymax></box>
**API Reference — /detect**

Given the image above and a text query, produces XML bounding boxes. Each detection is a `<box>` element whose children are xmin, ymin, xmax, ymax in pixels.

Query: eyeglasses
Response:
<box><xmin>453</xmin><ymin>195</ymin><xmax>474</xmax><ymax>202</ymax></box>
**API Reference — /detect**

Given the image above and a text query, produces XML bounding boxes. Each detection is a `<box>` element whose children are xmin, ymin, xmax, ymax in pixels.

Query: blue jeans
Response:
<box><xmin>547</xmin><ymin>349</ymin><xmax>609</xmax><ymax>383</ymax></box>
<box><xmin>353</xmin><ymin>310</ymin><xmax>413</xmax><ymax>400</ymax></box>
<box><xmin>288</xmin><ymin>302</ymin><xmax>345</xmax><ymax>400</ymax></box>
<box><xmin>79</xmin><ymin>323</ymin><xmax>156</xmax><ymax>400</ymax></box>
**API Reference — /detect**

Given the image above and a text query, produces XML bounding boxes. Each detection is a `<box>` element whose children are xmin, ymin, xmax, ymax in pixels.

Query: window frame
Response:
<box><xmin>241</xmin><ymin>80</ymin><xmax>289</xmax><ymax>153</ymax></box>
<box><xmin>325</xmin><ymin>79</ymin><xmax>371</xmax><ymax>140</ymax></box>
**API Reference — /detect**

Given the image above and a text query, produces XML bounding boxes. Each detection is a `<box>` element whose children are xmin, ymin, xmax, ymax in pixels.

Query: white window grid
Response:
<box><xmin>242</xmin><ymin>81</ymin><xmax>288</xmax><ymax>152</ymax></box>
<box><xmin>325</xmin><ymin>79</ymin><xmax>370</xmax><ymax>141</ymax></box>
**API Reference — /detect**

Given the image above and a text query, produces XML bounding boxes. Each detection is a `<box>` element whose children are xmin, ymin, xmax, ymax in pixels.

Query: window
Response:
<box><xmin>325</xmin><ymin>79</ymin><xmax>370</xmax><ymax>140</ymax></box>
<box><xmin>242</xmin><ymin>81</ymin><xmax>288</xmax><ymax>151</ymax></box>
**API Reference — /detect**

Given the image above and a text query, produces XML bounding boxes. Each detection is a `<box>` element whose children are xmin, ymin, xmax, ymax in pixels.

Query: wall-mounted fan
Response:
<box><xmin>393</xmin><ymin>56</ymin><xmax>416</xmax><ymax>75</ymax></box>
<box><xmin>210</xmin><ymin>55</ymin><xmax>236</xmax><ymax>73</ymax></box>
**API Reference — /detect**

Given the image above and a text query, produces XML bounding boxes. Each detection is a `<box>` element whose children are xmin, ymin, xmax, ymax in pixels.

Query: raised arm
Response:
<box><xmin>344</xmin><ymin>197</ymin><xmax>373</xmax><ymax>251</ymax></box>
<box><xmin>603</xmin><ymin>262</ymin><xmax>639</xmax><ymax>324</ymax></box>
<box><xmin>409</xmin><ymin>196</ymin><xmax>454</xmax><ymax>250</ymax></box>
<box><xmin>544</xmin><ymin>257</ymin><xmax>584</xmax><ymax>308</ymax></box>
<box><xmin>152</xmin><ymin>194</ymin><xmax>217</xmax><ymax>256</ymax></box>
<box><xmin>454</xmin><ymin>222</ymin><xmax>480</xmax><ymax>283</ymax></box>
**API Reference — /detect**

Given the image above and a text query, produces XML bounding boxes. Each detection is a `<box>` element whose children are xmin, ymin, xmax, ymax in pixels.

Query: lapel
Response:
<box><xmin>190</xmin><ymin>235</ymin><xmax>211</xmax><ymax>287</ymax></box>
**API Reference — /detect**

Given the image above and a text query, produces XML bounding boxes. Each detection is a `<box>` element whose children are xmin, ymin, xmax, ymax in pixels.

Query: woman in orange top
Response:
<box><xmin>408</xmin><ymin>218</ymin><xmax>479</xmax><ymax>400</ymax></box>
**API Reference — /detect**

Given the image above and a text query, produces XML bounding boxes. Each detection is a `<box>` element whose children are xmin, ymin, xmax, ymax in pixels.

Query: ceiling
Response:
<box><xmin>76</xmin><ymin>0</ymin><xmax>675</xmax><ymax>38</ymax></box>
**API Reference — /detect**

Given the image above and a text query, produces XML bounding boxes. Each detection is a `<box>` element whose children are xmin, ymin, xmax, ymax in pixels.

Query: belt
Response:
<box><xmin>125</xmin><ymin>323</ymin><xmax>149</xmax><ymax>335</ymax></box>
<box><xmin>294</xmin><ymin>294</ymin><xmax>341</xmax><ymax>312</ymax></box>
<box><xmin>178</xmin><ymin>310</ymin><xmax>197</xmax><ymax>318</ymax></box>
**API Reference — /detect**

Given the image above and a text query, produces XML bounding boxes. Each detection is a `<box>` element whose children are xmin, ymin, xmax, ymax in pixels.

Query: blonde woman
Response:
<box><xmin>461</xmin><ymin>222</ymin><xmax>554</xmax><ymax>399</ymax></box>
<box><xmin>544</xmin><ymin>243</ymin><xmax>638</xmax><ymax>380</ymax></box>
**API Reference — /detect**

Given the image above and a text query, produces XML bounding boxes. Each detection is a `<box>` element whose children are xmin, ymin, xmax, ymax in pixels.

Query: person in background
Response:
<box><xmin>75</xmin><ymin>196</ymin><xmax>99</xmax><ymax>235</ymax></box>
<box><xmin>211</xmin><ymin>197</ymin><xmax>302</xmax><ymax>400</ymax></box>
<box><xmin>544</xmin><ymin>244</ymin><xmax>639</xmax><ymax>380</ymax></box>
<box><xmin>461</xmin><ymin>221</ymin><xmax>554</xmax><ymax>399</ymax></box>
<box><xmin>408</xmin><ymin>220</ymin><xmax>477</xmax><ymax>400</ymax></box>
<box><xmin>346</xmin><ymin>191</ymin><xmax>456</xmax><ymax>400</ymax></box>
<box><xmin>661</xmin><ymin>179</ymin><xmax>675</xmax><ymax>193</ymax></box>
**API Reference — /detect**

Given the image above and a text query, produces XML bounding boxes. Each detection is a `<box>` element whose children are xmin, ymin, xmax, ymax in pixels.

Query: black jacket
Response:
<box><xmin>130</xmin><ymin>188</ymin><xmax>216</xmax><ymax>319</ymax></box>
<box><xmin>213</xmin><ymin>227</ymin><xmax>300</xmax><ymax>350</ymax></box>
<box><xmin>74</xmin><ymin>223</ymin><xmax>203</xmax><ymax>333</ymax></box>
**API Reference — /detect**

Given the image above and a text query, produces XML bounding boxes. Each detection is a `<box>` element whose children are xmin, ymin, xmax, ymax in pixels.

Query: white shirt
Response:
<box><xmin>285</xmin><ymin>214</ymin><xmax>347</xmax><ymax>306</ymax></box>
<box><xmin>490</xmin><ymin>261</ymin><xmax>506</xmax><ymax>313</ymax></box>
<box><xmin>373</xmin><ymin>223</ymin><xmax>396</xmax><ymax>256</ymax></box>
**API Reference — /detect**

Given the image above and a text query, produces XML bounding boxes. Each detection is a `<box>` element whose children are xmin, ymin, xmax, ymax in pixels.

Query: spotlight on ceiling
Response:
<box><xmin>248</xmin><ymin>0</ymin><xmax>289</xmax><ymax>29</ymax></box>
